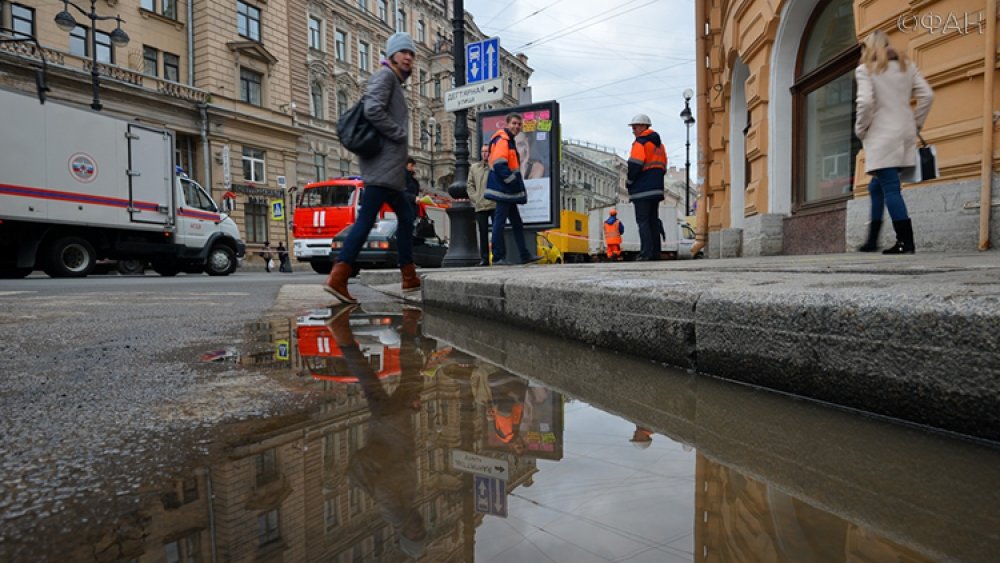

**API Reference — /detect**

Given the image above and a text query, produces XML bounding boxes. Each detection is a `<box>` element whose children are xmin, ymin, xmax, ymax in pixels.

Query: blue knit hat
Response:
<box><xmin>386</xmin><ymin>32</ymin><xmax>416</xmax><ymax>59</ymax></box>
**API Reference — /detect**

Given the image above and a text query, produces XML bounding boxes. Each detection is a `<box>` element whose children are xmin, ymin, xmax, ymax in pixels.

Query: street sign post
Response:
<box><xmin>474</xmin><ymin>475</ymin><xmax>508</xmax><ymax>518</ymax></box>
<box><xmin>450</xmin><ymin>450</ymin><xmax>509</xmax><ymax>479</ymax></box>
<box><xmin>444</xmin><ymin>78</ymin><xmax>503</xmax><ymax>113</ymax></box>
<box><xmin>466</xmin><ymin>37</ymin><xmax>500</xmax><ymax>84</ymax></box>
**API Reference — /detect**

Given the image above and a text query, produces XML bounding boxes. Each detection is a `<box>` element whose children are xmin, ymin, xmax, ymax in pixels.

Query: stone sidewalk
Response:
<box><xmin>351</xmin><ymin>252</ymin><xmax>1000</xmax><ymax>442</ymax></box>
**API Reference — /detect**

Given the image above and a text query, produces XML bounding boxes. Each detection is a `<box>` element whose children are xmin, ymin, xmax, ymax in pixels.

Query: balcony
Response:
<box><xmin>0</xmin><ymin>40</ymin><xmax>209</xmax><ymax>103</ymax></box>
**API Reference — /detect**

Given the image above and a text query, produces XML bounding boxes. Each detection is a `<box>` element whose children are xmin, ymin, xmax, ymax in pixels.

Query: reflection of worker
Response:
<box><xmin>604</xmin><ymin>208</ymin><xmax>624</xmax><ymax>260</ymax></box>
<box><xmin>465</xmin><ymin>144</ymin><xmax>495</xmax><ymax>266</ymax></box>
<box><xmin>515</xmin><ymin>132</ymin><xmax>545</xmax><ymax>179</ymax></box>
<box><xmin>328</xmin><ymin>305</ymin><xmax>427</xmax><ymax>559</ymax></box>
<box><xmin>630</xmin><ymin>426</ymin><xmax>653</xmax><ymax>449</ymax></box>
<box><xmin>485</xmin><ymin>370</ymin><xmax>528</xmax><ymax>455</ymax></box>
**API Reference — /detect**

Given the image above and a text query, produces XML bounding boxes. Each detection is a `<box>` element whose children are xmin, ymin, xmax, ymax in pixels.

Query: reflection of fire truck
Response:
<box><xmin>296</xmin><ymin>310</ymin><xmax>401</xmax><ymax>383</ymax></box>
<box><xmin>291</xmin><ymin>178</ymin><xmax>365</xmax><ymax>274</ymax></box>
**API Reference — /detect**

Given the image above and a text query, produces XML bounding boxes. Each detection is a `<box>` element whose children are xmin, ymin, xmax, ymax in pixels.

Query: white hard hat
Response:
<box><xmin>628</xmin><ymin>114</ymin><xmax>652</xmax><ymax>126</ymax></box>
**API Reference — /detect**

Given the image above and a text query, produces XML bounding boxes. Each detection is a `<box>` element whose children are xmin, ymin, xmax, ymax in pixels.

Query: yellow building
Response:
<box><xmin>695</xmin><ymin>0</ymin><xmax>997</xmax><ymax>256</ymax></box>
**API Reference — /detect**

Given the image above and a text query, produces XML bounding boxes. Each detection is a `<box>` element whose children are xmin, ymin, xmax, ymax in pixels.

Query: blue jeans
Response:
<box><xmin>491</xmin><ymin>201</ymin><xmax>530</xmax><ymax>262</ymax></box>
<box><xmin>633</xmin><ymin>199</ymin><xmax>661</xmax><ymax>260</ymax></box>
<box><xmin>867</xmin><ymin>167</ymin><xmax>909</xmax><ymax>222</ymax></box>
<box><xmin>337</xmin><ymin>185</ymin><xmax>415</xmax><ymax>266</ymax></box>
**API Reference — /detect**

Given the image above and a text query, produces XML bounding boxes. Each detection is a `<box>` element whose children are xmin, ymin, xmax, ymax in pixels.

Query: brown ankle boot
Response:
<box><xmin>323</xmin><ymin>262</ymin><xmax>357</xmax><ymax>304</ymax></box>
<box><xmin>400</xmin><ymin>263</ymin><xmax>421</xmax><ymax>294</ymax></box>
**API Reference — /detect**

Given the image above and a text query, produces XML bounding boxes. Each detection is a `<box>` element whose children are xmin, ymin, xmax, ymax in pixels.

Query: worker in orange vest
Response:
<box><xmin>626</xmin><ymin>114</ymin><xmax>667</xmax><ymax>261</ymax></box>
<box><xmin>604</xmin><ymin>208</ymin><xmax>624</xmax><ymax>260</ymax></box>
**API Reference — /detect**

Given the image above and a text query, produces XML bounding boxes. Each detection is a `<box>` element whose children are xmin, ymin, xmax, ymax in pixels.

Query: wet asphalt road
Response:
<box><xmin>0</xmin><ymin>269</ymin><xmax>340</xmax><ymax>560</ymax></box>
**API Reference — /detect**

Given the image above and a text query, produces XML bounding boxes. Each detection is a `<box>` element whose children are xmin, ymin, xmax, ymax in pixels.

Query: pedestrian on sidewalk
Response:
<box><xmin>466</xmin><ymin>143</ymin><xmax>495</xmax><ymax>266</ymax></box>
<box><xmin>626</xmin><ymin>114</ymin><xmax>667</xmax><ymax>261</ymax></box>
<box><xmin>323</xmin><ymin>32</ymin><xmax>420</xmax><ymax>303</ymax></box>
<box><xmin>854</xmin><ymin>29</ymin><xmax>933</xmax><ymax>255</ymax></box>
<box><xmin>259</xmin><ymin>241</ymin><xmax>273</xmax><ymax>272</ymax></box>
<box><xmin>604</xmin><ymin>208</ymin><xmax>624</xmax><ymax>261</ymax></box>
<box><xmin>405</xmin><ymin>157</ymin><xmax>422</xmax><ymax>218</ymax></box>
<box><xmin>276</xmin><ymin>241</ymin><xmax>292</xmax><ymax>273</ymax></box>
<box><xmin>485</xmin><ymin>113</ymin><xmax>538</xmax><ymax>266</ymax></box>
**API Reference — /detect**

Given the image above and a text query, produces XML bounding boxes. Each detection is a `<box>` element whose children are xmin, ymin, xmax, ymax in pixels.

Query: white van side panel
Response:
<box><xmin>127</xmin><ymin>124</ymin><xmax>174</xmax><ymax>225</ymax></box>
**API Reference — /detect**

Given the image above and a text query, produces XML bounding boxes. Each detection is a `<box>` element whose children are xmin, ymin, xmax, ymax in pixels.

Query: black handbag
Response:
<box><xmin>901</xmin><ymin>134</ymin><xmax>939</xmax><ymax>183</ymax></box>
<box><xmin>337</xmin><ymin>99</ymin><xmax>382</xmax><ymax>158</ymax></box>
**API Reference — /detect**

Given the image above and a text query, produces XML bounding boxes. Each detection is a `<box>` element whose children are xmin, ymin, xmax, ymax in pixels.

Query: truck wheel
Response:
<box><xmin>152</xmin><ymin>261</ymin><xmax>179</xmax><ymax>277</ymax></box>
<box><xmin>310</xmin><ymin>261</ymin><xmax>333</xmax><ymax>275</ymax></box>
<box><xmin>117</xmin><ymin>259</ymin><xmax>145</xmax><ymax>275</ymax></box>
<box><xmin>0</xmin><ymin>267</ymin><xmax>32</xmax><ymax>279</ymax></box>
<box><xmin>206</xmin><ymin>246</ymin><xmax>237</xmax><ymax>276</ymax></box>
<box><xmin>44</xmin><ymin>237</ymin><xmax>96</xmax><ymax>278</ymax></box>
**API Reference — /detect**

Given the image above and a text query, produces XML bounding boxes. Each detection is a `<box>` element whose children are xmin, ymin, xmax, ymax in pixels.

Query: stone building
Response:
<box><xmin>560</xmin><ymin>139</ymin><xmax>625</xmax><ymax>211</ymax></box>
<box><xmin>0</xmin><ymin>0</ymin><xmax>532</xmax><ymax>260</ymax></box>
<box><xmin>695</xmin><ymin>0</ymin><xmax>998</xmax><ymax>257</ymax></box>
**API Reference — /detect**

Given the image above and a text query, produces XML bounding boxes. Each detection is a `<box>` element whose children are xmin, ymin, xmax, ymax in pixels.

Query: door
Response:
<box><xmin>128</xmin><ymin>124</ymin><xmax>174</xmax><ymax>225</ymax></box>
<box><xmin>177</xmin><ymin>178</ymin><xmax>221</xmax><ymax>249</ymax></box>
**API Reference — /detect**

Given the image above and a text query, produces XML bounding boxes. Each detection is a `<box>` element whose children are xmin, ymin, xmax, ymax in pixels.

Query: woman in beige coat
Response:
<box><xmin>854</xmin><ymin>30</ymin><xmax>934</xmax><ymax>254</ymax></box>
<box><xmin>466</xmin><ymin>144</ymin><xmax>496</xmax><ymax>266</ymax></box>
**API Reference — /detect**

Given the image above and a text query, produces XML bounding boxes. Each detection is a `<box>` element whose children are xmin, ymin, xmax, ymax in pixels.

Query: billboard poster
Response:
<box><xmin>478</xmin><ymin>101</ymin><xmax>560</xmax><ymax>229</ymax></box>
<box><xmin>482</xmin><ymin>371</ymin><xmax>564</xmax><ymax>461</ymax></box>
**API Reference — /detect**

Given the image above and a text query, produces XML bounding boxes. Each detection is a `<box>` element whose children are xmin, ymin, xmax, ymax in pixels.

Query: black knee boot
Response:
<box><xmin>883</xmin><ymin>219</ymin><xmax>915</xmax><ymax>254</ymax></box>
<box><xmin>858</xmin><ymin>220</ymin><xmax>882</xmax><ymax>252</ymax></box>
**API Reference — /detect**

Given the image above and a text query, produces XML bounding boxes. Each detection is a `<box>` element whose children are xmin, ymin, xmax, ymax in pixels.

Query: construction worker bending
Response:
<box><xmin>626</xmin><ymin>114</ymin><xmax>667</xmax><ymax>261</ymax></box>
<box><xmin>604</xmin><ymin>208</ymin><xmax>624</xmax><ymax>260</ymax></box>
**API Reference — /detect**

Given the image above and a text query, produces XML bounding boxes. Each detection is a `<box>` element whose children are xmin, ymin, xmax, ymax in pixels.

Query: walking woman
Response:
<box><xmin>854</xmin><ymin>30</ymin><xmax>933</xmax><ymax>254</ymax></box>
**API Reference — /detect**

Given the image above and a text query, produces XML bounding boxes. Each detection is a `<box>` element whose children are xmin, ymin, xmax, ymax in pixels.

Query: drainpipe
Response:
<box><xmin>690</xmin><ymin>0</ymin><xmax>710</xmax><ymax>257</ymax></box>
<box><xmin>199</xmin><ymin>102</ymin><xmax>212</xmax><ymax>195</ymax></box>
<box><xmin>979</xmin><ymin>0</ymin><xmax>997</xmax><ymax>250</ymax></box>
<box><xmin>186</xmin><ymin>0</ymin><xmax>194</xmax><ymax>85</ymax></box>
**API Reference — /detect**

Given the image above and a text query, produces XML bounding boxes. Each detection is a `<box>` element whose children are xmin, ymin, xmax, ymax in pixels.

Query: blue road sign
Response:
<box><xmin>466</xmin><ymin>37</ymin><xmax>500</xmax><ymax>84</ymax></box>
<box><xmin>474</xmin><ymin>475</ymin><xmax>507</xmax><ymax>518</ymax></box>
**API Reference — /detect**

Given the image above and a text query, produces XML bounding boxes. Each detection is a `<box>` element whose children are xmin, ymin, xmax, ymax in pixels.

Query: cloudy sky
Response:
<box><xmin>464</xmin><ymin>0</ymin><xmax>698</xmax><ymax>165</ymax></box>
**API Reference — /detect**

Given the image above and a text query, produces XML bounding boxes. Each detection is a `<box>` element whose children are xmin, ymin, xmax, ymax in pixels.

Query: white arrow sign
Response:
<box><xmin>444</xmin><ymin>78</ymin><xmax>504</xmax><ymax>112</ymax></box>
<box><xmin>451</xmin><ymin>450</ymin><xmax>509</xmax><ymax>479</ymax></box>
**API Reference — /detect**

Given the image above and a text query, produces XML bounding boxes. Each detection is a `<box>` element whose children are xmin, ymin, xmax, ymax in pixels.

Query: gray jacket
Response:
<box><xmin>361</xmin><ymin>65</ymin><xmax>409</xmax><ymax>190</ymax></box>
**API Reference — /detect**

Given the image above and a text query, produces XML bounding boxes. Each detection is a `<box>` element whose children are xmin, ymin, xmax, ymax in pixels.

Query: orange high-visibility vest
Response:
<box><xmin>604</xmin><ymin>219</ymin><xmax>622</xmax><ymax>245</ymax></box>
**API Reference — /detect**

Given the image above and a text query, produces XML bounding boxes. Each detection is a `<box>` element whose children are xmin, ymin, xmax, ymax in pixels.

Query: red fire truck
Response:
<box><xmin>290</xmin><ymin>177</ymin><xmax>367</xmax><ymax>274</ymax></box>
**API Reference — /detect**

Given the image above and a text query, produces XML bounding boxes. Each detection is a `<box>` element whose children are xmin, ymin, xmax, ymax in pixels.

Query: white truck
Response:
<box><xmin>588</xmin><ymin>202</ymin><xmax>700</xmax><ymax>260</ymax></box>
<box><xmin>0</xmin><ymin>89</ymin><xmax>245</xmax><ymax>278</ymax></box>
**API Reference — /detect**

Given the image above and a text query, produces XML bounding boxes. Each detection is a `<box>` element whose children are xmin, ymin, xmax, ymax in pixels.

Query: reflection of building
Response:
<box><xmin>560</xmin><ymin>140</ymin><xmax>626</xmax><ymax>210</ymax></box>
<box><xmin>695</xmin><ymin>453</ymin><xmax>934</xmax><ymax>561</ymax></box>
<box><xmin>698</xmin><ymin>0</ymin><xmax>997</xmax><ymax>256</ymax></box>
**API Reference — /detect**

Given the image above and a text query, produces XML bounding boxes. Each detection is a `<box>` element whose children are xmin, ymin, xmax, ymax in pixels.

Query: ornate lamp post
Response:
<box><xmin>53</xmin><ymin>0</ymin><xmax>129</xmax><ymax>110</ymax></box>
<box><xmin>680</xmin><ymin>88</ymin><xmax>696</xmax><ymax>215</ymax></box>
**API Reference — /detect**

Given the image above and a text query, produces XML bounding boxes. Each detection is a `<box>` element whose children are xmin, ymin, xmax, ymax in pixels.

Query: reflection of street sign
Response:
<box><xmin>451</xmin><ymin>450</ymin><xmax>509</xmax><ymax>479</ymax></box>
<box><xmin>271</xmin><ymin>200</ymin><xmax>284</xmax><ymax>220</ymax></box>
<box><xmin>444</xmin><ymin>78</ymin><xmax>503</xmax><ymax>112</ymax></box>
<box><xmin>275</xmin><ymin>339</ymin><xmax>290</xmax><ymax>360</ymax></box>
<box><xmin>466</xmin><ymin>37</ymin><xmax>499</xmax><ymax>84</ymax></box>
<box><xmin>475</xmin><ymin>475</ymin><xmax>508</xmax><ymax>518</ymax></box>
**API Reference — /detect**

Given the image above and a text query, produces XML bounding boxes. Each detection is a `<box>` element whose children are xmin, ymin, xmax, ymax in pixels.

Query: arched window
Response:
<box><xmin>310</xmin><ymin>82</ymin><xmax>324</xmax><ymax>119</ymax></box>
<box><xmin>337</xmin><ymin>90</ymin><xmax>348</xmax><ymax>117</ymax></box>
<box><xmin>791</xmin><ymin>0</ymin><xmax>860</xmax><ymax>210</ymax></box>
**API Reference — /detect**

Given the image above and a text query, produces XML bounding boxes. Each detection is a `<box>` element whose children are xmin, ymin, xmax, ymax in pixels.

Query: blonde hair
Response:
<box><xmin>860</xmin><ymin>30</ymin><xmax>908</xmax><ymax>74</ymax></box>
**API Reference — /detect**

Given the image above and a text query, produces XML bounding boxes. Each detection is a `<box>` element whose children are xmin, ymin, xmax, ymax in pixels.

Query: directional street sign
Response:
<box><xmin>474</xmin><ymin>475</ymin><xmax>508</xmax><ymax>518</ymax></box>
<box><xmin>466</xmin><ymin>37</ymin><xmax>500</xmax><ymax>84</ymax></box>
<box><xmin>451</xmin><ymin>450</ymin><xmax>509</xmax><ymax>479</ymax></box>
<box><xmin>444</xmin><ymin>78</ymin><xmax>503</xmax><ymax>112</ymax></box>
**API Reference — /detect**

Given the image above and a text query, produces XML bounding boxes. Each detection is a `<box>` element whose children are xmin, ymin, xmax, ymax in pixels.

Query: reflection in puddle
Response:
<box><xmin>10</xmin><ymin>303</ymin><xmax>999</xmax><ymax>561</ymax></box>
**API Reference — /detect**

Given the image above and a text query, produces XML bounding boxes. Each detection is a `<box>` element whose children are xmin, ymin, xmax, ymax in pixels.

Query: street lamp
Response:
<box><xmin>680</xmin><ymin>88</ymin><xmax>695</xmax><ymax>215</ymax></box>
<box><xmin>53</xmin><ymin>0</ymin><xmax>129</xmax><ymax>110</ymax></box>
<box><xmin>420</xmin><ymin>116</ymin><xmax>440</xmax><ymax>191</ymax></box>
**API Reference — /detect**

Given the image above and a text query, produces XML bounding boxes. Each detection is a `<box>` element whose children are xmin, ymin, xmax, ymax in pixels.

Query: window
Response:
<box><xmin>257</xmin><ymin>509</ymin><xmax>280</xmax><ymax>546</ymax></box>
<box><xmin>310</xmin><ymin>82</ymin><xmax>324</xmax><ymax>119</ymax></box>
<box><xmin>420</xmin><ymin>120</ymin><xmax>428</xmax><ymax>149</ymax></box>
<box><xmin>239</xmin><ymin>68</ymin><xmax>262</xmax><ymax>106</ymax></box>
<box><xmin>69</xmin><ymin>25</ymin><xmax>88</xmax><ymax>57</ymax></box>
<box><xmin>180</xmin><ymin>179</ymin><xmax>216</xmax><ymax>211</ymax></box>
<box><xmin>335</xmin><ymin>31</ymin><xmax>346</xmax><ymax>61</ymax></box>
<box><xmin>141</xmin><ymin>0</ymin><xmax>155</xmax><ymax>11</ymax></box>
<box><xmin>314</xmin><ymin>154</ymin><xmax>326</xmax><ymax>181</ymax></box>
<box><xmin>11</xmin><ymin>4</ymin><xmax>35</xmax><ymax>38</ymax></box>
<box><xmin>254</xmin><ymin>448</ymin><xmax>278</xmax><ymax>486</ymax></box>
<box><xmin>324</xmin><ymin>497</ymin><xmax>338</xmax><ymax>532</ymax></box>
<box><xmin>434</xmin><ymin>78</ymin><xmax>441</xmax><ymax>99</ymax></box>
<box><xmin>163</xmin><ymin>52</ymin><xmax>179</xmax><ymax>82</ymax></box>
<box><xmin>792</xmin><ymin>0</ymin><xmax>860</xmax><ymax>208</ymax></box>
<box><xmin>356</xmin><ymin>0</ymin><xmax>366</xmax><ymax>12</ymax></box>
<box><xmin>237</xmin><ymin>1</ymin><xmax>261</xmax><ymax>42</ymax></box>
<box><xmin>162</xmin><ymin>0</ymin><xmax>176</xmax><ymax>19</ymax></box>
<box><xmin>246</xmin><ymin>198</ymin><xmax>268</xmax><ymax>242</ymax></box>
<box><xmin>396</xmin><ymin>8</ymin><xmax>406</xmax><ymax>32</ymax></box>
<box><xmin>143</xmin><ymin>46</ymin><xmax>159</xmax><ymax>77</ymax></box>
<box><xmin>358</xmin><ymin>41</ymin><xmax>369</xmax><ymax>72</ymax></box>
<box><xmin>182</xmin><ymin>477</ymin><xmax>199</xmax><ymax>503</ymax></box>
<box><xmin>417</xmin><ymin>20</ymin><xmax>426</xmax><ymax>44</ymax></box>
<box><xmin>95</xmin><ymin>29</ymin><xmax>113</xmax><ymax>64</ymax></box>
<box><xmin>339</xmin><ymin>158</ymin><xmax>350</xmax><ymax>177</ymax></box>
<box><xmin>242</xmin><ymin>147</ymin><xmax>266</xmax><ymax>183</ymax></box>
<box><xmin>419</xmin><ymin>70</ymin><xmax>426</xmax><ymax>96</ymax></box>
<box><xmin>165</xmin><ymin>531</ymin><xmax>200</xmax><ymax>563</ymax></box>
<box><xmin>377</xmin><ymin>0</ymin><xmax>387</xmax><ymax>22</ymax></box>
<box><xmin>336</xmin><ymin>91</ymin><xmax>347</xmax><ymax>117</ymax></box>
<box><xmin>308</xmin><ymin>16</ymin><xmax>322</xmax><ymax>50</ymax></box>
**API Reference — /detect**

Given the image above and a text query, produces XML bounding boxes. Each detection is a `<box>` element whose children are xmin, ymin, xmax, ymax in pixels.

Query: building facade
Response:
<box><xmin>560</xmin><ymin>139</ymin><xmax>625</xmax><ymax>211</ymax></box>
<box><xmin>697</xmin><ymin>0</ymin><xmax>998</xmax><ymax>257</ymax></box>
<box><xmin>0</xmin><ymin>0</ymin><xmax>532</xmax><ymax>263</ymax></box>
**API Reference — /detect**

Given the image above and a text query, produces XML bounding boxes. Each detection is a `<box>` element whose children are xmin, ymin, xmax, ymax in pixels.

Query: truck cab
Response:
<box><xmin>291</xmin><ymin>178</ymin><xmax>364</xmax><ymax>274</ymax></box>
